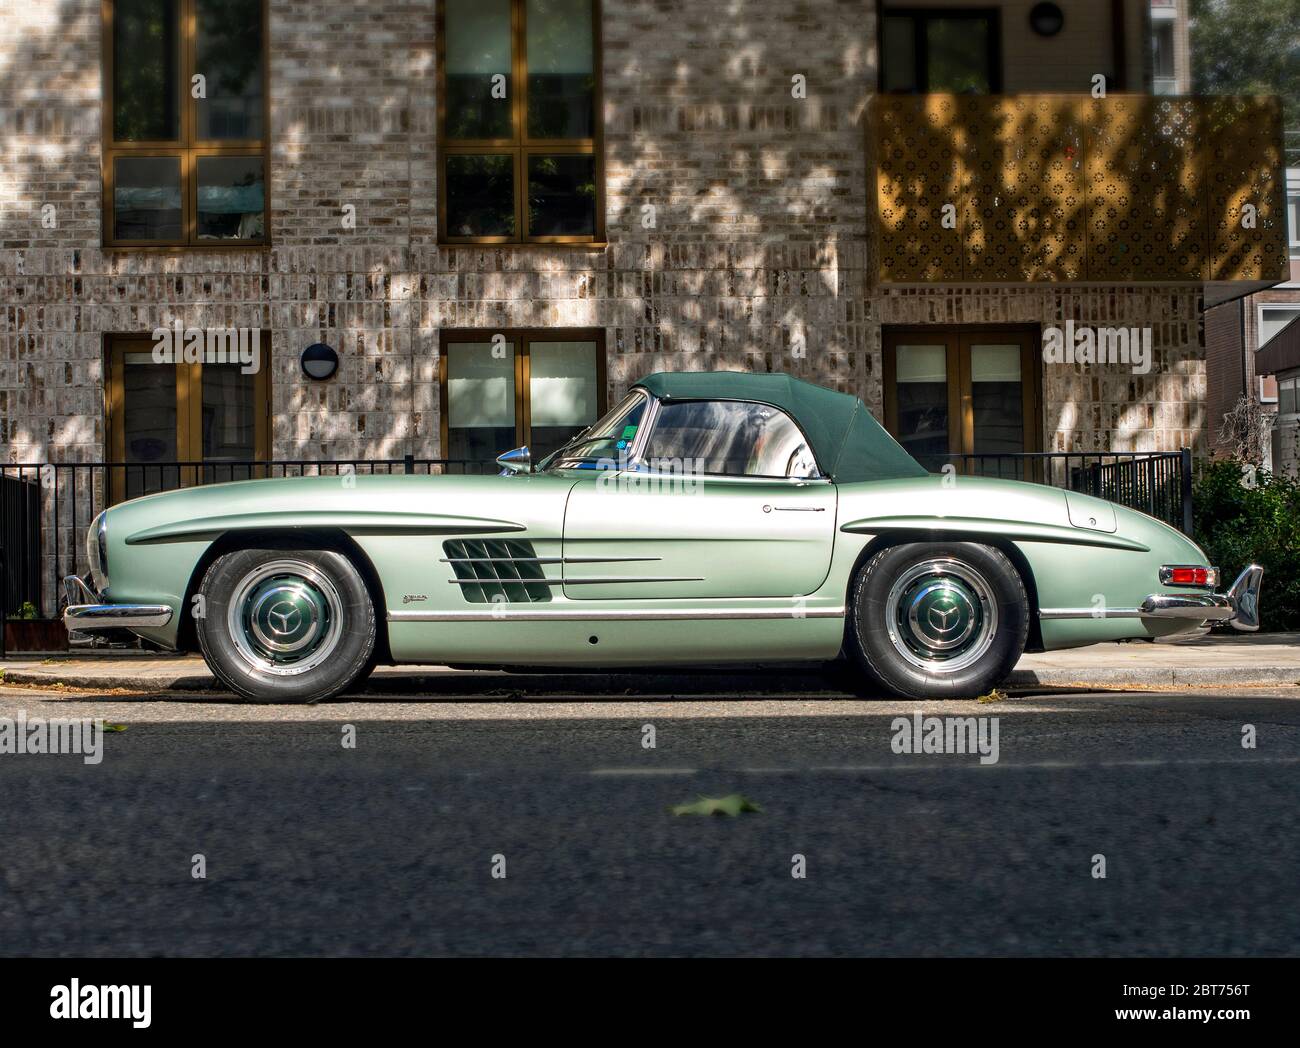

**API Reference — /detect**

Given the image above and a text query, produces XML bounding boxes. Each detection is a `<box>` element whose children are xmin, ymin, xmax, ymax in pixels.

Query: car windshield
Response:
<box><xmin>539</xmin><ymin>392</ymin><xmax>648</xmax><ymax>470</ymax></box>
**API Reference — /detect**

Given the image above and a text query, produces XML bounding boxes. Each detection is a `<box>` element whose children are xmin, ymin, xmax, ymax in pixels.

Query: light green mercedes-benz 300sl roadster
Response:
<box><xmin>63</xmin><ymin>372</ymin><xmax>1262</xmax><ymax>702</ymax></box>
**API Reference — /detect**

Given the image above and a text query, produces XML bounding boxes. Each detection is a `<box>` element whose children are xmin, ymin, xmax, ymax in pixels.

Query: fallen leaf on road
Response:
<box><xmin>977</xmin><ymin>688</ymin><xmax>1007</xmax><ymax>704</ymax></box>
<box><xmin>671</xmin><ymin>794</ymin><xmax>763</xmax><ymax>817</ymax></box>
<box><xmin>103</xmin><ymin>723</ymin><xmax>128</xmax><ymax>733</ymax></box>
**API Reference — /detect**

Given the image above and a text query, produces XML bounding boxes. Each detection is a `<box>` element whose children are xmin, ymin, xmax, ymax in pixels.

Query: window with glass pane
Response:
<box><xmin>528</xmin><ymin>341</ymin><xmax>599</xmax><ymax>460</ymax></box>
<box><xmin>527</xmin><ymin>0</ymin><xmax>595</xmax><ymax>138</ymax></box>
<box><xmin>446</xmin><ymin>343</ymin><xmax>518</xmax><ymax>465</ymax></box>
<box><xmin>105</xmin><ymin>0</ymin><xmax>267</xmax><ymax>245</ymax></box>
<box><xmin>197</xmin><ymin>156</ymin><xmax>265</xmax><ymax>239</ymax></box>
<box><xmin>113</xmin><ymin>0</ymin><xmax>180</xmax><ymax>141</ymax></box>
<box><xmin>445</xmin><ymin>0</ymin><xmax>513</xmax><ymax>139</ymax></box>
<box><xmin>439</xmin><ymin>0</ymin><xmax>601</xmax><ymax>242</ymax></box>
<box><xmin>1288</xmin><ymin>193</ymin><xmax>1300</xmax><ymax>256</ymax></box>
<box><xmin>894</xmin><ymin>345</ymin><xmax>950</xmax><ymax>472</ymax></box>
<box><xmin>445</xmin><ymin>155</ymin><xmax>516</xmax><ymax>238</ymax></box>
<box><xmin>1280</xmin><ymin>378</ymin><xmax>1297</xmax><ymax>417</ymax></box>
<box><xmin>113</xmin><ymin>156</ymin><xmax>183</xmax><ymax>242</ymax></box>
<box><xmin>646</xmin><ymin>401</ymin><xmax>818</xmax><ymax>478</ymax></box>
<box><xmin>195</xmin><ymin>0</ymin><xmax>264</xmax><ymax>140</ymax></box>
<box><xmin>880</xmin><ymin>10</ymin><xmax>998</xmax><ymax>94</ymax></box>
<box><xmin>1261</xmin><ymin>308</ymin><xmax>1300</xmax><ymax>347</ymax></box>
<box><xmin>528</xmin><ymin>154</ymin><xmax>596</xmax><ymax>236</ymax></box>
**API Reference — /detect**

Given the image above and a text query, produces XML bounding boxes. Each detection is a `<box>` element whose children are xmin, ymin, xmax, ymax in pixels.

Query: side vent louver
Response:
<box><xmin>442</xmin><ymin>539</ymin><xmax>553</xmax><ymax>604</ymax></box>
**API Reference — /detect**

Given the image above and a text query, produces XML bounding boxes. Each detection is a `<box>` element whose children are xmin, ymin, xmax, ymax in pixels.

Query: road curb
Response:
<box><xmin>1007</xmin><ymin>667</ymin><xmax>1300</xmax><ymax>688</ymax></box>
<box><xmin>2</xmin><ymin>663</ymin><xmax>1295</xmax><ymax>694</ymax></box>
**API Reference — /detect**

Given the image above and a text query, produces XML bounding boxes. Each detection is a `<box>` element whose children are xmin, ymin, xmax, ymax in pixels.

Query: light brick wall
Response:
<box><xmin>0</xmin><ymin>0</ymin><xmax>1204</xmax><ymax>472</ymax></box>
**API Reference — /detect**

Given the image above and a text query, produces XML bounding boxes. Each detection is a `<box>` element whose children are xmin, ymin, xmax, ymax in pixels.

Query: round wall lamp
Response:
<box><xmin>301</xmin><ymin>342</ymin><xmax>339</xmax><ymax>380</ymax></box>
<box><xmin>1029</xmin><ymin>2</ymin><xmax>1065</xmax><ymax>37</ymax></box>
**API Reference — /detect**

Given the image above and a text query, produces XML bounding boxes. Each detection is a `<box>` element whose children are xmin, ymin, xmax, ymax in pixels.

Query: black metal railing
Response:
<box><xmin>0</xmin><ymin>457</ymin><xmax>495</xmax><ymax>620</ymax></box>
<box><xmin>2</xmin><ymin>449</ymin><xmax>1195</xmax><ymax>622</ymax></box>
<box><xmin>942</xmin><ymin>448</ymin><xmax>1193</xmax><ymax>535</ymax></box>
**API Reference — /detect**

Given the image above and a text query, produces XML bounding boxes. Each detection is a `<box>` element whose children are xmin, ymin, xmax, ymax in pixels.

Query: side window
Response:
<box><xmin>645</xmin><ymin>401</ymin><xmax>819</xmax><ymax>479</ymax></box>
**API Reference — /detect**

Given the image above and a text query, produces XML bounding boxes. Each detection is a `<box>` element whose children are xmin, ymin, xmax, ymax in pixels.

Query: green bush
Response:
<box><xmin>1192</xmin><ymin>459</ymin><xmax>1300</xmax><ymax>632</ymax></box>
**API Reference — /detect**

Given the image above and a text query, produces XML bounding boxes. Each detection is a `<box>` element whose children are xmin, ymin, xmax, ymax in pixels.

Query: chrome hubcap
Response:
<box><xmin>228</xmin><ymin>560</ymin><xmax>344</xmax><ymax>676</ymax></box>
<box><xmin>885</xmin><ymin>558</ymin><xmax>998</xmax><ymax>674</ymax></box>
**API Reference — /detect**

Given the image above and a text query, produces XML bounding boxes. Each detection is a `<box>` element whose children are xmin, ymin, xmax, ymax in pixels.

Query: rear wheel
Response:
<box><xmin>197</xmin><ymin>548</ymin><xmax>376</xmax><ymax>702</ymax></box>
<box><xmin>848</xmin><ymin>542</ymin><xmax>1028</xmax><ymax>699</ymax></box>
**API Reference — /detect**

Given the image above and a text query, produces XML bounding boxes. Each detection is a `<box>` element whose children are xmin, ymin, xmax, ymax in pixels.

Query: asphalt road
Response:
<box><xmin>1</xmin><ymin>682</ymin><xmax>1298</xmax><ymax>957</ymax></box>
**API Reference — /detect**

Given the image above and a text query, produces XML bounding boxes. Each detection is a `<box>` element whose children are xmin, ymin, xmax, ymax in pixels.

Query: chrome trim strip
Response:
<box><xmin>64</xmin><ymin>604</ymin><xmax>174</xmax><ymax>630</ymax></box>
<box><xmin>438</xmin><ymin>556</ymin><xmax>660</xmax><ymax>565</ymax></box>
<box><xmin>1038</xmin><ymin>608</ymin><xmax>1142</xmax><ymax>620</ymax></box>
<box><xmin>1040</xmin><ymin>593</ymin><xmax>1236</xmax><ymax>623</ymax></box>
<box><xmin>448</xmin><ymin>576</ymin><xmax>704</xmax><ymax>585</ymax></box>
<box><xmin>1138</xmin><ymin>593</ymin><xmax>1233</xmax><ymax>621</ymax></box>
<box><xmin>390</xmin><ymin>606</ymin><xmax>846</xmax><ymax>622</ymax></box>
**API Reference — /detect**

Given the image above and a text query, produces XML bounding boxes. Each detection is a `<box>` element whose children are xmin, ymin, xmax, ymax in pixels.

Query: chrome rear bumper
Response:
<box><xmin>1139</xmin><ymin>563</ymin><xmax>1263</xmax><ymax>632</ymax></box>
<box><xmin>61</xmin><ymin>575</ymin><xmax>173</xmax><ymax>632</ymax></box>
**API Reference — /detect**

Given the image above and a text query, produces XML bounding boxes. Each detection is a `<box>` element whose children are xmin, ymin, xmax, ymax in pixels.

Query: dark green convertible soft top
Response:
<box><xmin>632</xmin><ymin>371</ymin><xmax>927</xmax><ymax>483</ymax></box>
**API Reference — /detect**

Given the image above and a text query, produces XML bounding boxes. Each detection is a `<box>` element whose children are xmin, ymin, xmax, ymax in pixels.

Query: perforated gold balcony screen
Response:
<box><xmin>874</xmin><ymin>95</ymin><xmax>1289</xmax><ymax>284</ymax></box>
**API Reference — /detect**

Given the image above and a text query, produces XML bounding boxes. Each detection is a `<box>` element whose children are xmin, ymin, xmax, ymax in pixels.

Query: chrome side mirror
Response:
<box><xmin>496</xmin><ymin>446</ymin><xmax>532</xmax><ymax>475</ymax></box>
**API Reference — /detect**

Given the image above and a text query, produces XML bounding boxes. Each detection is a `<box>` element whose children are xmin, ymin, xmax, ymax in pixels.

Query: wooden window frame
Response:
<box><xmin>102</xmin><ymin>0</ymin><xmax>270</xmax><ymax>249</ymax></box>
<box><xmin>878</xmin><ymin>6</ymin><xmax>1004</xmax><ymax>94</ymax></box>
<box><xmin>436</xmin><ymin>0</ymin><xmax>605</xmax><ymax>245</ymax></box>
<box><xmin>882</xmin><ymin>326</ymin><xmax>1041</xmax><ymax>463</ymax></box>
<box><xmin>438</xmin><ymin>328</ymin><xmax>607</xmax><ymax>458</ymax></box>
<box><xmin>105</xmin><ymin>334</ymin><xmax>271</xmax><ymax>503</ymax></box>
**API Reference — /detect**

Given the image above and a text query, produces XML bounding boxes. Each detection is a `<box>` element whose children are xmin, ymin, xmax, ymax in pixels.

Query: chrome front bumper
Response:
<box><xmin>1139</xmin><ymin>564</ymin><xmax>1264</xmax><ymax>632</ymax></box>
<box><xmin>62</xmin><ymin>575</ymin><xmax>173</xmax><ymax>632</ymax></box>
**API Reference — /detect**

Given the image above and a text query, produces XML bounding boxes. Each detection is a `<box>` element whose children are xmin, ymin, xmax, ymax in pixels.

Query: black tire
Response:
<box><xmin>848</xmin><ymin>542</ymin><xmax>1028</xmax><ymax>699</ymax></box>
<box><xmin>197</xmin><ymin>547</ymin><xmax>376</xmax><ymax>703</ymax></box>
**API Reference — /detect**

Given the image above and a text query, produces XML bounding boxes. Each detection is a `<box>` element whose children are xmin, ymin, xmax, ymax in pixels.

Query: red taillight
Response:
<box><xmin>1160</xmin><ymin>566</ymin><xmax>1218</xmax><ymax>587</ymax></box>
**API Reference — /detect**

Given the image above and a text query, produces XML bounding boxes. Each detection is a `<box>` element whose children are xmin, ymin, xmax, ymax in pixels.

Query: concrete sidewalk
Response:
<box><xmin>2</xmin><ymin>632</ymin><xmax>1297</xmax><ymax>694</ymax></box>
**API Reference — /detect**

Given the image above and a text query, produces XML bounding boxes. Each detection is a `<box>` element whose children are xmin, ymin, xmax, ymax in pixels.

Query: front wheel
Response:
<box><xmin>197</xmin><ymin>548</ymin><xmax>376</xmax><ymax>702</ymax></box>
<box><xmin>848</xmin><ymin>542</ymin><xmax>1028</xmax><ymax>699</ymax></box>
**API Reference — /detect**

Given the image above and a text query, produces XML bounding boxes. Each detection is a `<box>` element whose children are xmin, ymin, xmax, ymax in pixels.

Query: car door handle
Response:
<box><xmin>762</xmin><ymin>505</ymin><xmax>826</xmax><ymax>512</ymax></box>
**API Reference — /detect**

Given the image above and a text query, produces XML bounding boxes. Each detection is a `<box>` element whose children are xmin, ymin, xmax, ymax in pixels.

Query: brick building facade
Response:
<box><xmin>4</xmin><ymin>0</ymin><xmax>1263</xmax><ymax>474</ymax></box>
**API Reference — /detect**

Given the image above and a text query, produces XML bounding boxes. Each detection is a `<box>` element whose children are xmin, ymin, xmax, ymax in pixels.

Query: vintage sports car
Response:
<box><xmin>64</xmin><ymin>372</ymin><xmax>1262</xmax><ymax>702</ymax></box>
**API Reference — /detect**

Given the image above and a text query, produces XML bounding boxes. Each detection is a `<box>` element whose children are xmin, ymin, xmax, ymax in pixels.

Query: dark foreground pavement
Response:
<box><xmin>1</xmin><ymin>685</ymin><xmax>1298</xmax><ymax>956</ymax></box>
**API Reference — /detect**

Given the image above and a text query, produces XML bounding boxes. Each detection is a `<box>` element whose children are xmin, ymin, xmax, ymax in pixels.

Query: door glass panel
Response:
<box><xmin>526</xmin><ymin>0</ymin><xmax>595</xmax><ymax>139</ymax></box>
<box><xmin>970</xmin><ymin>343</ymin><xmax>1025</xmax><ymax>478</ymax></box>
<box><xmin>112</xmin><ymin>0</ymin><xmax>180</xmax><ymax>141</ymax></box>
<box><xmin>200</xmin><ymin>363</ymin><xmax>258</xmax><ymax>482</ymax></box>
<box><xmin>646</xmin><ymin>401</ymin><xmax>818</xmax><ymax>478</ymax></box>
<box><xmin>446</xmin><ymin>342</ymin><xmax>516</xmax><ymax>468</ymax></box>
<box><xmin>113</xmin><ymin>156</ymin><xmax>183</xmax><ymax>241</ymax></box>
<box><xmin>194</xmin><ymin>0</ymin><xmax>264</xmax><ymax>140</ymax></box>
<box><xmin>894</xmin><ymin>344</ymin><xmax>949</xmax><ymax>472</ymax></box>
<box><xmin>444</xmin><ymin>0</ymin><xmax>513</xmax><ymax>140</ymax></box>
<box><xmin>122</xmin><ymin>352</ymin><xmax>179</xmax><ymax>499</ymax></box>
<box><xmin>926</xmin><ymin>17</ymin><xmax>992</xmax><ymax>93</ymax></box>
<box><xmin>528</xmin><ymin>340</ymin><xmax>598</xmax><ymax>461</ymax></box>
